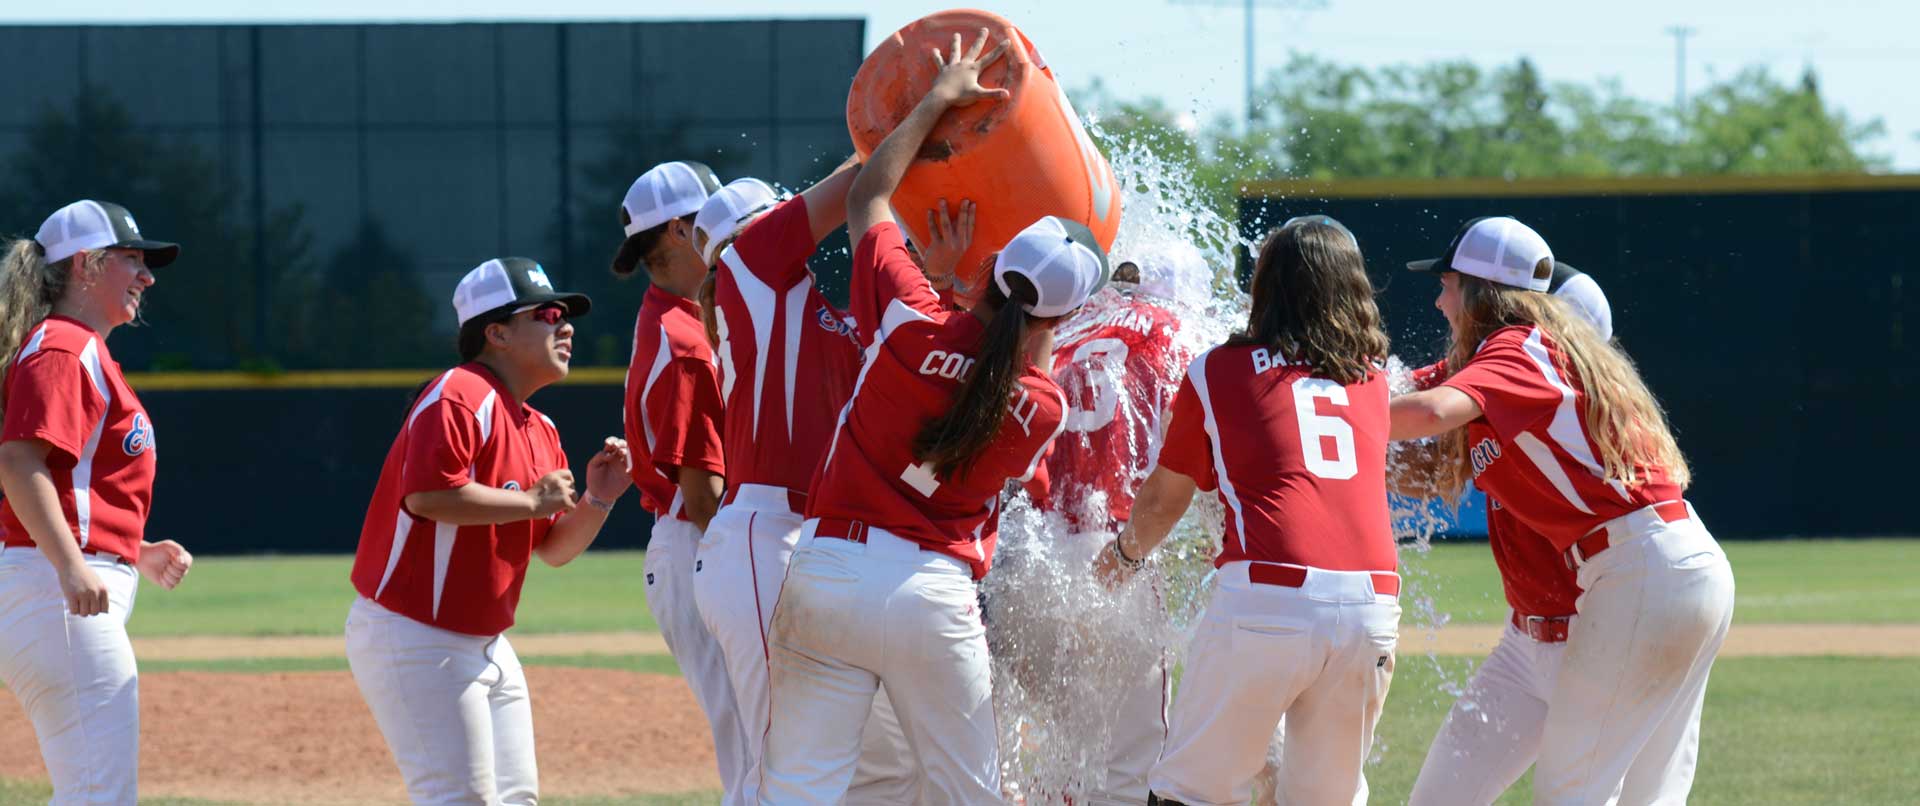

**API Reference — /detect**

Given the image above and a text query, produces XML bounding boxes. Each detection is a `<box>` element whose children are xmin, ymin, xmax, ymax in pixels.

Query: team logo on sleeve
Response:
<box><xmin>122</xmin><ymin>413</ymin><xmax>153</xmax><ymax>456</ymax></box>
<box><xmin>815</xmin><ymin>305</ymin><xmax>857</xmax><ymax>340</ymax></box>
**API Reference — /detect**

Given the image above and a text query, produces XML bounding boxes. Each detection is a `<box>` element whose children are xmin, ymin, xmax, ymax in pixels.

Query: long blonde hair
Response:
<box><xmin>0</xmin><ymin>239</ymin><xmax>97</xmax><ymax>413</ymax></box>
<box><xmin>1438</xmin><ymin>275</ymin><xmax>1690</xmax><ymax>498</ymax></box>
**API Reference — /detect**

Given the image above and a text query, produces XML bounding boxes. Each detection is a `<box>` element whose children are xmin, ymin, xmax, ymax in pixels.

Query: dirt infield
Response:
<box><xmin>131</xmin><ymin>630</ymin><xmax>669</xmax><ymax>662</ymax></box>
<box><xmin>0</xmin><ymin>668</ymin><xmax>718</xmax><ymax>805</ymax></box>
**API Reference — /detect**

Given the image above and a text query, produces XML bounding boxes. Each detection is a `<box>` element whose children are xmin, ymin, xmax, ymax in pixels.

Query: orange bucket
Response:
<box><xmin>847</xmin><ymin>9</ymin><xmax>1123</xmax><ymax>307</ymax></box>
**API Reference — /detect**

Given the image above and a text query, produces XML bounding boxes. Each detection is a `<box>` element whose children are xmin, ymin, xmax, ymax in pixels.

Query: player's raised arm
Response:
<box><xmin>800</xmin><ymin>154</ymin><xmax>863</xmax><ymax>244</ymax></box>
<box><xmin>845</xmin><ymin>29</ymin><xmax>1008</xmax><ymax>244</ymax></box>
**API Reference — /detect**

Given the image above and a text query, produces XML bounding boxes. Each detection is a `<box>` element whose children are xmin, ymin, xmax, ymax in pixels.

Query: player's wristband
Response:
<box><xmin>584</xmin><ymin>493</ymin><xmax>616</xmax><ymax>513</ymax></box>
<box><xmin>1110</xmin><ymin>538</ymin><xmax>1147</xmax><ymax>572</ymax></box>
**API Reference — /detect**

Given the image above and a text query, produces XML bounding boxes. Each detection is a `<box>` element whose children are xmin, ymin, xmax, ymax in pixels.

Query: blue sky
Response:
<box><xmin>15</xmin><ymin>0</ymin><xmax>1918</xmax><ymax>169</ymax></box>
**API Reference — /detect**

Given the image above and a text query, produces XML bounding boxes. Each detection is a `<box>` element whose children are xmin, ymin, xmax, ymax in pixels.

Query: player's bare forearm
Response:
<box><xmin>1120</xmin><ymin>466</ymin><xmax>1200</xmax><ymax>559</ymax></box>
<box><xmin>404</xmin><ymin>484</ymin><xmax>546</xmax><ymax>526</ymax></box>
<box><xmin>846</xmin><ymin>99</ymin><xmax>951</xmax><ymax>242</ymax></box>
<box><xmin>1390</xmin><ymin>387</ymin><xmax>1482</xmax><ymax>441</ymax></box>
<box><xmin>0</xmin><ymin>440</ymin><xmax>87</xmax><ymax>572</ymax></box>
<box><xmin>676</xmin><ymin>466</ymin><xmax>725</xmax><ymax>532</ymax></box>
<box><xmin>802</xmin><ymin>156</ymin><xmax>863</xmax><ymax>243</ymax></box>
<box><xmin>537</xmin><ymin>506</ymin><xmax>608</xmax><ymax>567</ymax></box>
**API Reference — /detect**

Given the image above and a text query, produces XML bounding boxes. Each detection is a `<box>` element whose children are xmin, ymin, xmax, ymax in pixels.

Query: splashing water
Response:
<box><xmin>982</xmin><ymin>118</ymin><xmax>1474</xmax><ymax>804</ymax></box>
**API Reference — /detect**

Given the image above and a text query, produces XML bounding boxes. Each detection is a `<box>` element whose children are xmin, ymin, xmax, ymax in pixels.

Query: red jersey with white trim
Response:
<box><xmin>0</xmin><ymin>316</ymin><xmax>156</xmax><ymax>563</ymax></box>
<box><xmin>713</xmin><ymin>197</ymin><xmax>861</xmax><ymax>496</ymax></box>
<box><xmin>349</xmin><ymin>363</ymin><xmax>569</xmax><ymax>636</ymax></box>
<box><xmin>1039</xmin><ymin>289</ymin><xmax>1191</xmax><ymax>529</ymax></box>
<box><xmin>625</xmin><ymin>284</ymin><xmax>727</xmax><ymax>519</ymax></box>
<box><xmin>1158</xmin><ymin>344</ymin><xmax>1395</xmax><ymax>572</ymax></box>
<box><xmin>809</xmin><ymin>223</ymin><xmax>1068</xmax><ymax>579</ymax></box>
<box><xmin>1441</xmin><ymin>325</ymin><xmax>1683</xmax><ymax>552</ymax></box>
<box><xmin>1412</xmin><ymin>361</ymin><xmax>1577</xmax><ymax>617</ymax></box>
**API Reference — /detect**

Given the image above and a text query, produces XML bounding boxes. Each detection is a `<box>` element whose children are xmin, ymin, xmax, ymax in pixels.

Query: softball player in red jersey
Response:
<box><xmin>758</xmin><ymin>31</ymin><xmax>1109</xmax><ymax>805</ymax></box>
<box><xmin>0</xmin><ymin>201</ymin><xmax>192</xmax><ymax>805</ymax></box>
<box><xmin>1406</xmin><ymin>261</ymin><xmax>1618</xmax><ymax>806</ymax></box>
<box><xmin>689</xmin><ymin>171</ymin><xmax>921</xmax><ymax>805</ymax></box>
<box><xmin>1392</xmin><ymin>217</ymin><xmax>1734</xmax><ymax>805</ymax></box>
<box><xmin>613</xmin><ymin>161</ymin><xmax>750</xmax><ymax>793</ymax></box>
<box><xmin>1098</xmin><ymin>216</ymin><xmax>1400</xmax><ymax>806</ymax></box>
<box><xmin>346</xmin><ymin>257</ymin><xmax>631</xmax><ymax>806</ymax></box>
<box><xmin>1015</xmin><ymin>248</ymin><xmax>1205</xmax><ymax>805</ymax></box>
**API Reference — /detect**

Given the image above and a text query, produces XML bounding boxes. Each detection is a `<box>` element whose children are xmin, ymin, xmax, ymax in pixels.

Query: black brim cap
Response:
<box><xmin>35</xmin><ymin>200</ymin><xmax>180</xmax><ymax>268</ymax></box>
<box><xmin>453</xmin><ymin>257</ymin><xmax>593</xmax><ymax>326</ymax></box>
<box><xmin>118</xmin><ymin>238</ymin><xmax>179</xmax><ymax>269</ymax></box>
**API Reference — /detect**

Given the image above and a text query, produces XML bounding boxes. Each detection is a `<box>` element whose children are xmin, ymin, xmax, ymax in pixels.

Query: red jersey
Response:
<box><xmin>713</xmin><ymin>197</ymin><xmax>861</xmax><ymax>497</ymax></box>
<box><xmin>1441</xmin><ymin>325</ymin><xmax>1683</xmax><ymax>551</ymax></box>
<box><xmin>349</xmin><ymin>364</ymin><xmax>569</xmax><ymax>636</ymax></box>
<box><xmin>1158</xmin><ymin>344</ymin><xmax>1395</xmax><ymax>572</ymax></box>
<box><xmin>624</xmin><ymin>284</ymin><xmax>727</xmax><ymax>519</ymax></box>
<box><xmin>1412</xmin><ymin>361</ymin><xmax>1577</xmax><ymax>617</ymax></box>
<box><xmin>809</xmin><ymin>224</ymin><xmax>1068</xmax><ymax>579</ymax></box>
<box><xmin>0</xmin><ymin>317</ymin><xmax>156</xmax><ymax>563</ymax></box>
<box><xmin>1039</xmin><ymin>289</ymin><xmax>1191</xmax><ymax>529</ymax></box>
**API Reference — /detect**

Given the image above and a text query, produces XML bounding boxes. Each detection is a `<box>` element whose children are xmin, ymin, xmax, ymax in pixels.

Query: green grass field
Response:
<box><xmin>12</xmin><ymin>539</ymin><xmax>1913</xmax><ymax>804</ymax></box>
<box><xmin>123</xmin><ymin>538</ymin><xmax>1918</xmax><ymax>638</ymax></box>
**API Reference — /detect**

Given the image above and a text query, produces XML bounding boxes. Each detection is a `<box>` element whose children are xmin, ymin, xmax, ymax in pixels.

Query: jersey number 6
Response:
<box><xmin>1292</xmin><ymin>377</ymin><xmax>1357</xmax><ymax>480</ymax></box>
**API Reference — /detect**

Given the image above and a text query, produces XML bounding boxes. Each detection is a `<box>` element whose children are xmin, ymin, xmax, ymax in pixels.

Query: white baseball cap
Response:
<box><xmin>35</xmin><ymin>200</ymin><xmax>178</xmax><ymax>268</ymax></box>
<box><xmin>1407</xmin><ymin>216</ymin><xmax>1554</xmax><ymax>292</ymax></box>
<box><xmin>694</xmin><ymin>178</ymin><xmax>781</xmax><ymax>266</ymax></box>
<box><xmin>621</xmin><ymin>161</ymin><xmax>721</xmax><ymax>237</ymax></box>
<box><xmin>995</xmin><ymin>216</ymin><xmax>1110</xmax><ymax>319</ymax></box>
<box><xmin>1114</xmin><ymin>240</ymin><xmax>1211</xmax><ymax>304</ymax></box>
<box><xmin>1548</xmin><ymin>262</ymin><xmax>1614</xmax><ymax>341</ymax></box>
<box><xmin>453</xmin><ymin>257</ymin><xmax>591</xmax><ymax>327</ymax></box>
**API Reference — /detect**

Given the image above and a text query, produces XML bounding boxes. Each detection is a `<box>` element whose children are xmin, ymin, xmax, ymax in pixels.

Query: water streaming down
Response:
<box><xmin>980</xmin><ymin>117</ymin><xmax>1474</xmax><ymax>803</ymax></box>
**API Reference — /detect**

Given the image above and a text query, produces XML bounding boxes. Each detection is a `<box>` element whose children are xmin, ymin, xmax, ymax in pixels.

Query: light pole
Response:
<box><xmin>1171</xmin><ymin>0</ymin><xmax>1330</xmax><ymax>128</ymax></box>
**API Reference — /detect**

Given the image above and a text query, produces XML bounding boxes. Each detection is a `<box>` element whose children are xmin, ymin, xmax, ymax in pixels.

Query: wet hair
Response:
<box><xmin>912</xmin><ymin>262</ymin><xmax>1053</xmax><ymax>479</ymax></box>
<box><xmin>696</xmin><ymin>272</ymin><xmax>720</xmax><ymax>348</ymax></box>
<box><xmin>0</xmin><ymin>238</ymin><xmax>106</xmax><ymax>413</ymax></box>
<box><xmin>1227</xmin><ymin>219</ymin><xmax>1389</xmax><ymax>385</ymax></box>
<box><xmin>1436</xmin><ymin>275</ymin><xmax>1691</xmax><ymax>496</ymax></box>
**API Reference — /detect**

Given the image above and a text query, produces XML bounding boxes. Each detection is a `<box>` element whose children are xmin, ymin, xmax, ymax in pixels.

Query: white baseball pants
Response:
<box><xmin>691</xmin><ymin>486</ymin><xmax>919</xmax><ymax>806</ymax></box>
<box><xmin>1149</xmin><ymin>561</ymin><xmax>1400</xmax><ymax>806</ymax></box>
<box><xmin>1407</xmin><ymin>618</ymin><xmax>1570</xmax><ymax>805</ymax></box>
<box><xmin>645</xmin><ymin>515</ymin><xmax>749</xmax><ymax>802</ymax></box>
<box><xmin>760</xmin><ymin>522</ymin><xmax>998</xmax><ymax>805</ymax></box>
<box><xmin>1533</xmin><ymin>510</ymin><xmax>1735</xmax><ymax>805</ymax></box>
<box><xmin>0</xmin><ymin>546</ymin><xmax>141</xmax><ymax>806</ymax></box>
<box><xmin>344</xmin><ymin>596</ymin><xmax>537</xmax><ymax>806</ymax></box>
<box><xmin>1057</xmin><ymin>531</ymin><xmax>1169</xmax><ymax>806</ymax></box>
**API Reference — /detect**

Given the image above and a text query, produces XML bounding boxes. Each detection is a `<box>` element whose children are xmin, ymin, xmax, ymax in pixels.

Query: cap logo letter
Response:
<box><xmin>123</xmin><ymin>215</ymin><xmax>140</xmax><ymax>234</ymax></box>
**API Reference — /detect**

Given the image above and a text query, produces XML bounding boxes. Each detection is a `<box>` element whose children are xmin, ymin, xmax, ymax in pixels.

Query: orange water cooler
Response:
<box><xmin>846</xmin><ymin>9</ymin><xmax>1123</xmax><ymax>307</ymax></box>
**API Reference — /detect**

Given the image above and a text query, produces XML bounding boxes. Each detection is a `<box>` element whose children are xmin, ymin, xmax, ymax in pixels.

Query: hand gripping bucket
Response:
<box><xmin>847</xmin><ymin>9</ymin><xmax>1124</xmax><ymax>308</ymax></box>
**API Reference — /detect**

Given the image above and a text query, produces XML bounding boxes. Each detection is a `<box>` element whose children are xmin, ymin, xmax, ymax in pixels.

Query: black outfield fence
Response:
<box><xmin>1241</xmin><ymin>175</ymin><xmax>1919</xmax><ymax>539</ymax></box>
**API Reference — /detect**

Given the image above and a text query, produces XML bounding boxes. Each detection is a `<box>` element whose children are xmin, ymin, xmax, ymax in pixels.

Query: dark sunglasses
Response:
<box><xmin>522</xmin><ymin>304</ymin><xmax>568</xmax><ymax>326</ymax></box>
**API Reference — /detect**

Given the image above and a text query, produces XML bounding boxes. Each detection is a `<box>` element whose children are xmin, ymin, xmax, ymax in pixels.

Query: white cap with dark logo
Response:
<box><xmin>695</xmin><ymin>178</ymin><xmax>781</xmax><ymax>266</ymax></box>
<box><xmin>1407</xmin><ymin>216</ymin><xmax>1554</xmax><ymax>292</ymax></box>
<box><xmin>995</xmin><ymin>216</ymin><xmax>1110</xmax><ymax>319</ymax></box>
<box><xmin>1548</xmin><ymin>261</ymin><xmax>1614</xmax><ymax>341</ymax></box>
<box><xmin>35</xmin><ymin>200</ymin><xmax>179</xmax><ymax>267</ymax></box>
<box><xmin>453</xmin><ymin>257</ymin><xmax>592</xmax><ymax>327</ymax></box>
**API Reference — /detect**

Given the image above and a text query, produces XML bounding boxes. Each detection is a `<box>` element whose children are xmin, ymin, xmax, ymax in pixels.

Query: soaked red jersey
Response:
<box><xmin>1412</xmin><ymin>361</ymin><xmax>1577</xmax><ymax>617</ymax></box>
<box><xmin>809</xmin><ymin>223</ymin><xmax>1068</xmax><ymax>579</ymax></box>
<box><xmin>625</xmin><ymin>284</ymin><xmax>727</xmax><ymax>519</ymax></box>
<box><xmin>350</xmin><ymin>364</ymin><xmax>569</xmax><ymax>636</ymax></box>
<box><xmin>0</xmin><ymin>316</ymin><xmax>156</xmax><ymax>563</ymax></box>
<box><xmin>1441</xmin><ymin>325</ymin><xmax>1683</xmax><ymax>551</ymax></box>
<box><xmin>1158</xmin><ymin>344</ymin><xmax>1395</xmax><ymax>572</ymax></box>
<box><xmin>1038</xmin><ymin>289</ymin><xmax>1192</xmax><ymax>529</ymax></box>
<box><xmin>713</xmin><ymin>197</ymin><xmax>861</xmax><ymax>497</ymax></box>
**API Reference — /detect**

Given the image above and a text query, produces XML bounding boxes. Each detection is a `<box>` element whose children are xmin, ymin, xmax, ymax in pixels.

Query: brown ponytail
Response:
<box><xmin>0</xmin><ymin>238</ymin><xmax>73</xmax><ymax>412</ymax></box>
<box><xmin>912</xmin><ymin>268</ymin><xmax>1040</xmax><ymax>479</ymax></box>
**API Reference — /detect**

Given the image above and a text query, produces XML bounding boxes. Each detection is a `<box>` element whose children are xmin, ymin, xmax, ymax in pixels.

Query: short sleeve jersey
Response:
<box><xmin>713</xmin><ymin>197</ymin><xmax>862</xmax><ymax>495</ymax></box>
<box><xmin>1412</xmin><ymin>360</ymin><xmax>1578</xmax><ymax>616</ymax></box>
<box><xmin>349</xmin><ymin>363</ymin><xmax>570</xmax><ymax>636</ymax></box>
<box><xmin>1039</xmin><ymin>290</ymin><xmax>1192</xmax><ymax>530</ymax></box>
<box><xmin>1440</xmin><ymin>326</ymin><xmax>1683</xmax><ymax>551</ymax></box>
<box><xmin>808</xmin><ymin>223</ymin><xmax>1068</xmax><ymax>579</ymax></box>
<box><xmin>625</xmin><ymin>284</ymin><xmax>727</xmax><ymax>519</ymax></box>
<box><xmin>0</xmin><ymin>317</ymin><xmax>156</xmax><ymax>563</ymax></box>
<box><xmin>1158</xmin><ymin>344</ymin><xmax>1395</xmax><ymax>572</ymax></box>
